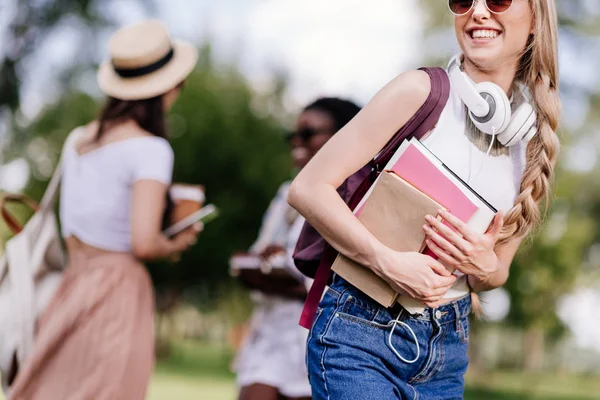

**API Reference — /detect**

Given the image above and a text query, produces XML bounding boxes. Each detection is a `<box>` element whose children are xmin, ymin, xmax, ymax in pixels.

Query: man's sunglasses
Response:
<box><xmin>448</xmin><ymin>0</ymin><xmax>513</xmax><ymax>16</ymax></box>
<box><xmin>286</xmin><ymin>127</ymin><xmax>333</xmax><ymax>143</ymax></box>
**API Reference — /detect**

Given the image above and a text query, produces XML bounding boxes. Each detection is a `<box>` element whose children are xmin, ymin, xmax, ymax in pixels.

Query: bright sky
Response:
<box><xmin>135</xmin><ymin>0</ymin><xmax>424</xmax><ymax>107</ymax></box>
<box><xmin>13</xmin><ymin>0</ymin><xmax>425</xmax><ymax>117</ymax></box>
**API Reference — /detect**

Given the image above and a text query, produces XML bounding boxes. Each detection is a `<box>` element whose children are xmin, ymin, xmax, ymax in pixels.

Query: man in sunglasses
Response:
<box><xmin>234</xmin><ymin>98</ymin><xmax>361</xmax><ymax>400</ymax></box>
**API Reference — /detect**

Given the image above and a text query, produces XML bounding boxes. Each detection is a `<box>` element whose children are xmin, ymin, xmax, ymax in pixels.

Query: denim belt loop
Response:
<box><xmin>452</xmin><ymin>301</ymin><xmax>461</xmax><ymax>332</ymax></box>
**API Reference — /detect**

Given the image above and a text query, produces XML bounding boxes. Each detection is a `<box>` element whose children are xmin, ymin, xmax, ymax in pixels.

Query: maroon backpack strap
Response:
<box><xmin>299</xmin><ymin>67</ymin><xmax>450</xmax><ymax>329</ymax></box>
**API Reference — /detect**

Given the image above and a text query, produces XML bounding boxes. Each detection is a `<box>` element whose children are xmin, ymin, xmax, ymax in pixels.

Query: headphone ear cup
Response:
<box><xmin>522</xmin><ymin>124</ymin><xmax>538</xmax><ymax>143</ymax></box>
<box><xmin>469</xmin><ymin>82</ymin><xmax>511</xmax><ymax>135</ymax></box>
<box><xmin>497</xmin><ymin>103</ymin><xmax>537</xmax><ymax>147</ymax></box>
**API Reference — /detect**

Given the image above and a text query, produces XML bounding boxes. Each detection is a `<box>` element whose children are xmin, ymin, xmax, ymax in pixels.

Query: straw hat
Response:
<box><xmin>97</xmin><ymin>20</ymin><xmax>198</xmax><ymax>101</ymax></box>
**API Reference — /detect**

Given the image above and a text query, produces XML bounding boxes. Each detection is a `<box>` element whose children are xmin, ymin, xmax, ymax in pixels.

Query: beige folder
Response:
<box><xmin>331</xmin><ymin>171</ymin><xmax>444</xmax><ymax>309</ymax></box>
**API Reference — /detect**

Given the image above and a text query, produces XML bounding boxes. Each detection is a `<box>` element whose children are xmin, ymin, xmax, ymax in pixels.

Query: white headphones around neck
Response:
<box><xmin>447</xmin><ymin>54</ymin><xmax>537</xmax><ymax>147</ymax></box>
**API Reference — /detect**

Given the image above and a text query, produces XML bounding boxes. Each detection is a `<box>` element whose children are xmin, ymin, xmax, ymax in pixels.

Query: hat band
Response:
<box><xmin>113</xmin><ymin>48</ymin><xmax>174</xmax><ymax>78</ymax></box>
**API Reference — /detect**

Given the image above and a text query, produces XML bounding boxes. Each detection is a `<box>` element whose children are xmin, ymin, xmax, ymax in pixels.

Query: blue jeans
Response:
<box><xmin>306</xmin><ymin>275</ymin><xmax>471</xmax><ymax>400</ymax></box>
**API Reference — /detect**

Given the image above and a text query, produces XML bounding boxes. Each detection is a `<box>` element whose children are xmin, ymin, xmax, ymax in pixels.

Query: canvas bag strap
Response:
<box><xmin>299</xmin><ymin>67</ymin><xmax>451</xmax><ymax>329</ymax></box>
<box><xmin>0</xmin><ymin>195</ymin><xmax>39</xmax><ymax>234</ymax></box>
<box><xmin>0</xmin><ymin>127</ymin><xmax>83</xmax><ymax>233</ymax></box>
<box><xmin>39</xmin><ymin>127</ymin><xmax>84</xmax><ymax>212</ymax></box>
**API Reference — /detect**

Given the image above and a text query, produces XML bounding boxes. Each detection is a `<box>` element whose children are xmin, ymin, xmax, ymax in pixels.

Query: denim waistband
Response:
<box><xmin>329</xmin><ymin>274</ymin><xmax>471</xmax><ymax>325</ymax></box>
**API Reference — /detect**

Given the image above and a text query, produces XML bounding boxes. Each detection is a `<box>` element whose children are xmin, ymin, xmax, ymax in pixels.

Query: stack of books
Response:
<box><xmin>332</xmin><ymin>137</ymin><xmax>497</xmax><ymax>314</ymax></box>
<box><xmin>229</xmin><ymin>252</ymin><xmax>304</xmax><ymax>288</ymax></box>
<box><xmin>229</xmin><ymin>252</ymin><xmax>288</xmax><ymax>277</ymax></box>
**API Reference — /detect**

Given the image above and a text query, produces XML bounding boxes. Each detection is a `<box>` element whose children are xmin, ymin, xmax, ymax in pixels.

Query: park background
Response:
<box><xmin>1</xmin><ymin>0</ymin><xmax>600</xmax><ymax>398</ymax></box>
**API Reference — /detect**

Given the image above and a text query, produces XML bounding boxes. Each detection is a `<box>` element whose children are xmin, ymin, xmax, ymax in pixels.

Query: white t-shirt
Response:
<box><xmin>60</xmin><ymin>129</ymin><xmax>174</xmax><ymax>252</ymax></box>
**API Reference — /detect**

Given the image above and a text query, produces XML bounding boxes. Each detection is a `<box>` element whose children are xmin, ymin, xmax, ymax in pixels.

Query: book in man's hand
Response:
<box><xmin>230</xmin><ymin>252</ymin><xmax>289</xmax><ymax>277</ymax></box>
<box><xmin>334</xmin><ymin>137</ymin><xmax>498</xmax><ymax>314</ymax></box>
<box><xmin>229</xmin><ymin>252</ymin><xmax>303</xmax><ymax>292</ymax></box>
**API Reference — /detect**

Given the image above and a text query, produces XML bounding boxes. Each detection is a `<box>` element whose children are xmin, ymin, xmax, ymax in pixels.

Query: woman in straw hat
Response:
<box><xmin>9</xmin><ymin>20</ymin><xmax>200</xmax><ymax>400</ymax></box>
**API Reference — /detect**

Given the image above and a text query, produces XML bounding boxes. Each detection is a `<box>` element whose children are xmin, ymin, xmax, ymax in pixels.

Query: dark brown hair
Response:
<box><xmin>95</xmin><ymin>80</ymin><xmax>186</xmax><ymax>141</ymax></box>
<box><xmin>95</xmin><ymin>95</ymin><xmax>166</xmax><ymax>141</ymax></box>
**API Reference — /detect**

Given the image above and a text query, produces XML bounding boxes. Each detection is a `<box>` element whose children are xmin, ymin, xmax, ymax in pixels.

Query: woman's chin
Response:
<box><xmin>463</xmin><ymin>48</ymin><xmax>504</xmax><ymax>70</ymax></box>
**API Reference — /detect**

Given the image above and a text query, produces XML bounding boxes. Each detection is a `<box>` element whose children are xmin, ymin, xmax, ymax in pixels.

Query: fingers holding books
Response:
<box><xmin>418</xmin><ymin>274</ymin><xmax>458</xmax><ymax>309</ymax></box>
<box><xmin>379</xmin><ymin>251</ymin><xmax>456</xmax><ymax>308</ymax></box>
<box><xmin>423</xmin><ymin>210</ymin><xmax>503</xmax><ymax>281</ymax></box>
<box><xmin>435</xmin><ymin>209</ymin><xmax>476</xmax><ymax>241</ymax></box>
<box><xmin>170</xmin><ymin>222</ymin><xmax>203</xmax><ymax>255</ymax></box>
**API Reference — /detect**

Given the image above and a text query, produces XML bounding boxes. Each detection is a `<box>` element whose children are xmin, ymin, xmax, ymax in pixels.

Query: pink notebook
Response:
<box><xmin>390</xmin><ymin>145</ymin><xmax>477</xmax><ymax>221</ymax></box>
<box><xmin>389</xmin><ymin>143</ymin><xmax>478</xmax><ymax>260</ymax></box>
<box><xmin>355</xmin><ymin>142</ymin><xmax>478</xmax><ymax>232</ymax></box>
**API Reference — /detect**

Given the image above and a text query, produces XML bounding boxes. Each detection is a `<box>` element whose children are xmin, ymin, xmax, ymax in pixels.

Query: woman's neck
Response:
<box><xmin>462</xmin><ymin>57</ymin><xmax>518</xmax><ymax>97</ymax></box>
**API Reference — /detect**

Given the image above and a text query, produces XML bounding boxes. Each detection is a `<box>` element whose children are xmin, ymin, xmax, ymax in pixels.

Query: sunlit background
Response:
<box><xmin>1</xmin><ymin>0</ymin><xmax>600</xmax><ymax>399</ymax></box>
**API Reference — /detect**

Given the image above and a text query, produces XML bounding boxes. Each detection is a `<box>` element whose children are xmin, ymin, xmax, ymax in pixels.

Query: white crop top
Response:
<box><xmin>60</xmin><ymin>129</ymin><xmax>174</xmax><ymax>252</ymax></box>
<box><xmin>420</xmin><ymin>83</ymin><xmax>527</xmax><ymax>299</ymax></box>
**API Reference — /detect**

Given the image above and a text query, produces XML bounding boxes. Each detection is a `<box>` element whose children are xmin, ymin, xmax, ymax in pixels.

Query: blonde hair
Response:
<box><xmin>499</xmin><ymin>0</ymin><xmax>561</xmax><ymax>243</ymax></box>
<box><xmin>466</xmin><ymin>0</ymin><xmax>561</xmax><ymax>317</ymax></box>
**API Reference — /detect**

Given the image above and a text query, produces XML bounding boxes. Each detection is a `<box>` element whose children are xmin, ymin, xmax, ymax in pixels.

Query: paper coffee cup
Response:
<box><xmin>169</xmin><ymin>184</ymin><xmax>205</xmax><ymax>225</ymax></box>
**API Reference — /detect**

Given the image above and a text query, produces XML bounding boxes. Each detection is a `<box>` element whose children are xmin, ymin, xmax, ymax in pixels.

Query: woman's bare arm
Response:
<box><xmin>130</xmin><ymin>180</ymin><xmax>197</xmax><ymax>260</ymax></box>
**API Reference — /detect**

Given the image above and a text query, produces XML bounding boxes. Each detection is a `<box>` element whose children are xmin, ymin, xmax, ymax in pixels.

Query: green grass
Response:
<box><xmin>148</xmin><ymin>375</ymin><xmax>235</xmax><ymax>400</ymax></box>
<box><xmin>148</xmin><ymin>340</ymin><xmax>236</xmax><ymax>400</ymax></box>
<box><xmin>464</xmin><ymin>371</ymin><xmax>600</xmax><ymax>400</ymax></box>
<box><xmin>2</xmin><ymin>341</ymin><xmax>599</xmax><ymax>399</ymax></box>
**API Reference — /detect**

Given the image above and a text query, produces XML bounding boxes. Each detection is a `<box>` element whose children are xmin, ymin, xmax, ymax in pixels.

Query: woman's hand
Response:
<box><xmin>259</xmin><ymin>245</ymin><xmax>286</xmax><ymax>260</ymax></box>
<box><xmin>422</xmin><ymin>209</ymin><xmax>504</xmax><ymax>285</ymax></box>
<box><xmin>376</xmin><ymin>249</ymin><xmax>457</xmax><ymax>308</ymax></box>
<box><xmin>169</xmin><ymin>222</ymin><xmax>204</xmax><ymax>261</ymax></box>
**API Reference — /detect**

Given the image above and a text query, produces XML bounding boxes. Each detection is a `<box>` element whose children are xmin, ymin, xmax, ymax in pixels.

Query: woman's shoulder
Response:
<box><xmin>72</xmin><ymin>120</ymin><xmax>172</xmax><ymax>157</ymax></box>
<box><xmin>112</xmin><ymin>121</ymin><xmax>169</xmax><ymax>143</ymax></box>
<box><xmin>366</xmin><ymin>69</ymin><xmax>433</xmax><ymax>119</ymax></box>
<box><xmin>386</xmin><ymin>69</ymin><xmax>432</xmax><ymax>103</ymax></box>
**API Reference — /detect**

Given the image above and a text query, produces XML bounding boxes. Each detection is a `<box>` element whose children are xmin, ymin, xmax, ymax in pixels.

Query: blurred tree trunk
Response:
<box><xmin>467</xmin><ymin>321</ymin><xmax>487</xmax><ymax>379</ymax></box>
<box><xmin>154</xmin><ymin>287</ymin><xmax>183</xmax><ymax>358</ymax></box>
<box><xmin>523</xmin><ymin>325</ymin><xmax>545</xmax><ymax>372</ymax></box>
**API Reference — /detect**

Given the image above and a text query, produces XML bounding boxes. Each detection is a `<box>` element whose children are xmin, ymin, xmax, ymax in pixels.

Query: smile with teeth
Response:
<box><xmin>470</xmin><ymin>29</ymin><xmax>500</xmax><ymax>39</ymax></box>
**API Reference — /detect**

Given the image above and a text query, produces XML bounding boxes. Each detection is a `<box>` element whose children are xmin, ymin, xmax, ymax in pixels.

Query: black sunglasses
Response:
<box><xmin>286</xmin><ymin>127</ymin><xmax>333</xmax><ymax>144</ymax></box>
<box><xmin>448</xmin><ymin>0</ymin><xmax>513</xmax><ymax>16</ymax></box>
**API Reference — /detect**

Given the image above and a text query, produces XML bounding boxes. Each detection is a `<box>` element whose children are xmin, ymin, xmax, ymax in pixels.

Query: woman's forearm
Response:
<box><xmin>467</xmin><ymin>262</ymin><xmax>509</xmax><ymax>292</ymax></box>
<box><xmin>467</xmin><ymin>238</ymin><xmax>521</xmax><ymax>292</ymax></box>
<box><xmin>288</xmin><ymin>181</ymin><xmax>387</xmax><ymax>275</ymax></box>
<box><xmin>133</xmin><ymin>234</ymin><xmax>181</xmax><ymax>261</ymax></box>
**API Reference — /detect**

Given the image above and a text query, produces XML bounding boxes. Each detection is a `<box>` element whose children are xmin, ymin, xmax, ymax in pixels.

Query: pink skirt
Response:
<box><xmin>9</xmin><ymin>253</ymin><xmax>155</xmax><ymax>400</ymax></box>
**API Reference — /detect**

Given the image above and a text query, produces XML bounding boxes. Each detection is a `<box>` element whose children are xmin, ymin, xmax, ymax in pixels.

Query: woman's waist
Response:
<box><xmin>63</xmin><ymin>224</ymin><xmax>131</xmax><ymax>252</ymax></box>
<box><xmin>329</xmin><ymin>273</ymin><xmax>471</xmax><ymax>321</ymax></box>
<box><xmin>65</xmin><ymin>236</ymin><xmax>137</xmax><ymax>266</ymax></box>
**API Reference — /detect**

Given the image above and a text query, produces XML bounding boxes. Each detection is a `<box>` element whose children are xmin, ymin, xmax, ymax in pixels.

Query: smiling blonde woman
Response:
<box><xmin>288</xmin><ymin>1</ymin><xmax>560</xmax><ymax>398</ymax></box>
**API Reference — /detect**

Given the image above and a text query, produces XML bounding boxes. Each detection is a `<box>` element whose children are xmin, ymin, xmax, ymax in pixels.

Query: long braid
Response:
<box><xmin>471</xmin><ymin>0</ymin><xmax>560</xmax><ymax>318</ymax></box>
<box><xmin>499</xmin><ymin>0</ymin><xmax>561</xmax><ymax>243</ymax></box>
